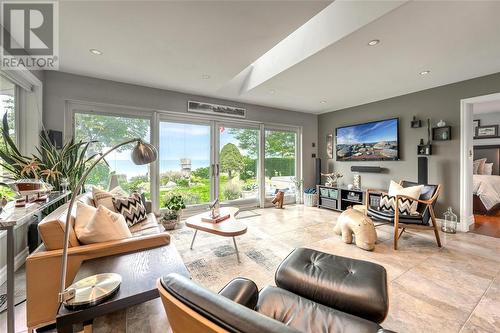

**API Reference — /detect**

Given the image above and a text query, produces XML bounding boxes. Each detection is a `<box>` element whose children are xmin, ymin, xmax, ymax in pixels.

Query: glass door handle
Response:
<box><xmin>216</xmin><ymin>164</ymin><xmax>220</xmax><ymax>176</ymax></box>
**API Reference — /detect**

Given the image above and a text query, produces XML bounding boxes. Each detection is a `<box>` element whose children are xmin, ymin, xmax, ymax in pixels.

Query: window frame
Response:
<box><xmin>66</xmin><ymin>100</ymin><xmax>302</xmax><ymax>213</ymax></box>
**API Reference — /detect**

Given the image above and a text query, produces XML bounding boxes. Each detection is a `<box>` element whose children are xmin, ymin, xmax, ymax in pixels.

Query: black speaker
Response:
<box><xmin>350</xmin><ymin>166</ymin><xmax>382</xmax><ymax>173</ymax></box>
<box><xmin>48</xmin><ymin>130</ymin><xmax>63</xmax><ymax>149</ymax></box>
<box><xmin>418</xmin><ymin>156</ymin><xmax>428</xmax><ymax>184</ymax></box>
<box><xmin>315</xmin><ymin>158</ymin><xmax>321</xmax><ymax>185</ymax></box>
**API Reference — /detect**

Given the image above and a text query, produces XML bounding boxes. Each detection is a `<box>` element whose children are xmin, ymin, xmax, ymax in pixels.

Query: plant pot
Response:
<box><xmin>161</xmin><ymin>212</ymin><xmax>182</xmax><ymax>231</ymax></box>
<box><xmin>161</xmin><ymin>218</ymin><xmax>178</xmax><ymax>230</ymax></box>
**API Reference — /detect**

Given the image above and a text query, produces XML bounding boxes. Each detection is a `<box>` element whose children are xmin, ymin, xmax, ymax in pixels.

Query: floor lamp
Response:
<box><xmin>58</xmin><ymin>138</ymin><xmax>157</xmax><ymax>309</ymax></box>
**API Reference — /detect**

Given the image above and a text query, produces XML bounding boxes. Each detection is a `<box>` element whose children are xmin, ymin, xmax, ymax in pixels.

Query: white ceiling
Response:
<box><xmin>58</xmin><ymin>1</ymin><xmax>500</xmax><ymax>114</ymax></box>
<box><xmin>58</xmin><ymin>1</ymin><xmax>329</xmax><ymax>100</ymax></box>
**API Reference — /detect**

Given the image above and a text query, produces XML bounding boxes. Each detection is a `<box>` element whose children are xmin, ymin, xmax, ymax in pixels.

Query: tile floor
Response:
<box><xmin>2</xmin><ymin>205</ymin><xmax>500</xmax><ymax>332</ymax></box>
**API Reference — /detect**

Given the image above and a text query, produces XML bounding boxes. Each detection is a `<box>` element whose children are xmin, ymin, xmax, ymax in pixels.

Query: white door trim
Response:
<box><xmin>460</xmin><ymin>92</ymin><xmax>500</xmax><ymax>232</ymax></box>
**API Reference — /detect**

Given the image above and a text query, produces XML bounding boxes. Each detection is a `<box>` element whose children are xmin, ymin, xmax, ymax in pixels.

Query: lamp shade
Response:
<box><xmin>131</xmin><ymin>141</ymin><xmax>158</xmax><ymax>165</ymax></box>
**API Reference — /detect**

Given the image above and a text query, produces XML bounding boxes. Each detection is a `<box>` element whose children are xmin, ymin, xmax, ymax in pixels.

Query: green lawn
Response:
<box><xmin>159</xmin><ymin>176</ymin><xmax>257</xmax><ymax>207</ymax></box>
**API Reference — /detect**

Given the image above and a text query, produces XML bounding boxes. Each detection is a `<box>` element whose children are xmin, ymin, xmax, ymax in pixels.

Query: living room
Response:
<box><xmin>1</xmin><ymin>1</ymin><xmax>499</xmax><ymax>333</ymax></box>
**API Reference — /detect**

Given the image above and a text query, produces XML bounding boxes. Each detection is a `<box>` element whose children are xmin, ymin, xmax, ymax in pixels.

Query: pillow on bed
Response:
<box><xmin>473</xmin><ymin>158</ymin><xmax>487</xmax><ymax>175</ymax></box>
<box><xmin>482</xmin><ymin>163</ymin><xmax>493</xmax><ymax>175</ymax></box>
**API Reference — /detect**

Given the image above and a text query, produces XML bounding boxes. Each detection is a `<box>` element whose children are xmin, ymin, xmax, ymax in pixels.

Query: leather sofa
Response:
<box><xmin>26</xmin><ymin>193</ymin><xmax>170</xmax><ymax>331</ymax></box>
<box><xmin>158</xmin><ymin>247</ymin><xmax>395</xmax><ymax>333</ymax></box>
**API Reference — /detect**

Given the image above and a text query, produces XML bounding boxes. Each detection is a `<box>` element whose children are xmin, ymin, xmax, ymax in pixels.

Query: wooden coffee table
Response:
<box><xmin>186</xmin><ymin>207</ymin><xmax>247</xmax><ymax>262</ymax></box>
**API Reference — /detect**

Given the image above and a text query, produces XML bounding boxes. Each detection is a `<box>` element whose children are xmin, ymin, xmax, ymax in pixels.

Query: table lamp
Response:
<box><xmin>58</xmin><ymin>138</ymin><xmax>157</xmax><ymax>309</ymax></box>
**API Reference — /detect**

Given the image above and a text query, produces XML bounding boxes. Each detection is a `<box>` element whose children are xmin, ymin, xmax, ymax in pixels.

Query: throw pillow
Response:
<box><xmin>74</xmin><ymin>201</ymin><xmax>96</xmax><ymax>237</ymax></box>
<box><xmin>473</xmin><ymin>158</ymin><xmax>487</xmax><ymax>175</ymax></box>
<box><xmin>378</xmin><ymin>194</ymin><xmax>415</xmax><ymax>216</ymax></box>
<box><xmin>387</xmin><ymin>180</ymin><xmax>423</xmax><ymax>215</ymax></box>
<box><xmin>76</xmin><ymin>205</ymin><xmax>132</xmax><ymax>244</ymax></box>
<box><xmin>112</xmin><ymin>194</ymin><xmax>148</xmax><ymax>227</ymax></box>
<box><xmin>92</xmin><ymin>186</ymin><xmax>128</xmax><ymax>212</ymax></box>
<box><xmin>482</xmin><ymin>163</ymin><xmax>493</xmax><ymax>175</ymax></box>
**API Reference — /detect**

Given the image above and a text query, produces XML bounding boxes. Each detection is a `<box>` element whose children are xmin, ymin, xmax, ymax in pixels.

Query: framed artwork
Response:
<box><xmin>476</xmin><ymin>124</ymin><xmax>498</xmax><ymax>138</ymax></box>
<box><xmin>326</xmin><ymin>134</ymin><xmax>333</xmax><ymax>159</ymax></box>
<box><xmin>473</xmin><ymin>119</ymin><xmax>480</xmax><ymax>136</ymax></box>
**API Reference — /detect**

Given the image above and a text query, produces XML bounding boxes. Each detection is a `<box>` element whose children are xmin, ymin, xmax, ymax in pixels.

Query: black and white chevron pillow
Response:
<box><xmin>112</xmin><ymin>194</ymin><xmax>147</xmax><ymax>227</ymax></box>
<box><xmin>378</xmin><ymin>194</ymin><xmax>415</xmax><ymax>215</ymax></box>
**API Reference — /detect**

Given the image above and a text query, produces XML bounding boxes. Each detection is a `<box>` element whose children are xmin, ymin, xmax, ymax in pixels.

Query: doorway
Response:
<box><xmin>460</xmin><ymin>92</ymin><xmax>500</xmax><ymax>237</ymax></box>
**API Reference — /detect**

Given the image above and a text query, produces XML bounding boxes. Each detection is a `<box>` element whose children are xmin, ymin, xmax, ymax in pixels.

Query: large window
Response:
<box><xmin>219</xmin><ymin>126</ymin><xmax>259</xmax><ymax>203</ymax></box>
<box><xmin>71</xmin><ymin>104</ymin><xmax>301</xmax><ymax>211</ymax></box>
<box><xmin>159</xmin><ymin>121</ymin><xmax>211</xmax><ymax>207</ymax></box>
<box><xmin>264</xmin><ymin>129</ymin><xmax>297</xmax><ymax>197</ymax></box>
<box><xmin>0</xmin><ymin>76</ymin><xmax>17</xmax><ymax>199</ymax></box>
<box><xmin>74</xmin><ymin>113</ymin><xmax>151</xmax><ymax>197</ymax></box>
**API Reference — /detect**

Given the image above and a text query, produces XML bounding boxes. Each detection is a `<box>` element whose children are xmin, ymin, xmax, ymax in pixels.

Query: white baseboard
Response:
<box><xmin>0</xmin><ymin>247</ymin><xmax>29</xmax><ymax>285</ymax></box>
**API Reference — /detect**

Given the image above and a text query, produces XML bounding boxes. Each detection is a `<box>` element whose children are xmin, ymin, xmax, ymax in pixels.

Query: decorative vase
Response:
<box><xmin>441</xmin><ymin>207</ymin><xmax>457</xmax><ymax>233</ymax></box>
<box><xmin>437</xmin><ymin>120</ymin><xmax>446</xmax><ymax>127</ymax></box>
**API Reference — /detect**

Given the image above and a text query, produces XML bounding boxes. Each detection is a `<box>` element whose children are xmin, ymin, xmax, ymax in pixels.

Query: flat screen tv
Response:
<box><xmin>336</xmin><ymin>118</ymin><xmax>399</xmax><ymax>161</ymax></box>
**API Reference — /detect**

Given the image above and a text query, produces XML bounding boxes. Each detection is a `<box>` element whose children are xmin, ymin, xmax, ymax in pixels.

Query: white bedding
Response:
<box><xmin>473</xmin><ymin>174</ymin><xmax>500</xmax><ymax>210</ymax></box>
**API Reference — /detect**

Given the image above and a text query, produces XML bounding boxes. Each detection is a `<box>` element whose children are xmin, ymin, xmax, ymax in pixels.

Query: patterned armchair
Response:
<box><xmin>366</xmin><ymin>181</ymin><xmax>442</xmax><ymax>250</ymax></box>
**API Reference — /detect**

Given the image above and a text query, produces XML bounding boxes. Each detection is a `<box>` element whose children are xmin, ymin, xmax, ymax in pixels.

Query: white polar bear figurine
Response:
<box><xmin>333</xmin><ymin>208</ymin><xmax>377</xmax><ymax>251</ymax></box>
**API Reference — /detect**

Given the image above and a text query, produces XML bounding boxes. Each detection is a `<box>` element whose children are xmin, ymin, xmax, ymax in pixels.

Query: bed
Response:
<box><xmin>473</xmin><ymin>146</ymin><xmax>500</xmax><ymax>215</ymax></box>
<box><xmin>473</xmin><ymin>174</ymin><xmax>500</xmax><ymax>214</ymax></box>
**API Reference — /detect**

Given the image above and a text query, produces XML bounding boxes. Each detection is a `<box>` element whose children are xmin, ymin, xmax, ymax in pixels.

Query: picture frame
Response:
<box><xmin>476</xmin><ymin>124</ymin><xmax>498</xmax><ymax>138</ymax></box>
<box><xmin>473</xmin><ymin>119</ymin><xmax>480</xmax><ymax>136</ymax></box>
<box><xmin>188</xmin><ymin>100</ymin><xmax>246</xmax><ymax>118</ymax></box>
<box><xmin>326</xmin><ymin>134</ymin><xmax>333</xmax><ymax>159</ymax></box>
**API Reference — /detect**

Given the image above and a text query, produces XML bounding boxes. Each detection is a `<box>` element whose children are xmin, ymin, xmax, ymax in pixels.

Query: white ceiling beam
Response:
<box><xmin>221</xmin><ymin>0</ymin><xmax>408</xmax><ymax>96</ymax></box>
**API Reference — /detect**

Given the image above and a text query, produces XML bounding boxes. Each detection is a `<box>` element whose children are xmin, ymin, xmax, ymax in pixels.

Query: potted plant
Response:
<box><xmin>161</xmin><ymin>195</ymin><xmax>186</xmax><ymax>230</ymax></box>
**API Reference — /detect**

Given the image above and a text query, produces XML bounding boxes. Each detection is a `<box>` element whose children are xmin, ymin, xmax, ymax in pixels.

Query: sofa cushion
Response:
<box><xmin>257</xmin><ymin>286</ymin><xmax>382</xmax><ymax>333</ymax></box>
<box><xmin>367</xmin><ymin>207</ymin><xmax>426</xmax><ymax>225</ymax></box>
<box><xmin>75</xmin><ymin>204</ymin><xmax>132</xmax><ymax>244</ymax></box>
<box><xmin>129</xmin><ymin>213</ymin><xmax>160</xmax><ymax>236</ymax></box>
<box><xmin>112</xmin><ymin>194</ymin><xmax>148</xmax><ymax>227</ymax></box>
<box><xmin>92</xmin><ymin>186</ymin><xmax>128</xmax><ymax>212</ymax></box>
<box><xmin>37</xmin><ymin>202</ymin><xmax>80</xmax><ymax>250</ymax></box>
<box><xmin>275</xmin><ymin>248</ymin><xmax>388</xmax><ymax>324</ymax></box>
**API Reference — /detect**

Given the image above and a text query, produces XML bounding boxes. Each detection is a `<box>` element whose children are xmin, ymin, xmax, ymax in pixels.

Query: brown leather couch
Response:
<box><xmin>26</xmin><ymin>193</ymin><xmax>170</xmax><ymax>331</ymax></box>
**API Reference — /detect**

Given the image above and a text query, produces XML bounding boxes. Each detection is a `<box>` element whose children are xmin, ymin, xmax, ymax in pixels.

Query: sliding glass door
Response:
<box><xmin>158</xmin><ymin>120</ymin><xmax>212</xmax><ymax>208</ymax></box>
<box><xmin>74</xmin><ymin>112</ymin><xmax>151</xmax><ymax>197</ymax></box>
<box><xmin>264</xmin><ymin>128</ymin><xmax>298</xmax><ymax>199</ymax></box>
<box><xmin>72</xmin><ymin>105</ymin><xmax>300</xmax><ymax>211</ymax></box>
<box><xmin>217</xmin><ymin>124</ymin><xmax>260</xmax><ymax>205</ymax></box>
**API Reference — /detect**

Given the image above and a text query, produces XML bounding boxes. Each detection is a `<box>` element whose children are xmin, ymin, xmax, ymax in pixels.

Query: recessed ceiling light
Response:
<box><xmin>320</xmin><ymin>100</ymin><xmax>327</xmax><ymax>104</ymax></box>
<box><xmin>269</xmin><ymin>89</ymin><xmax>276</xmax><ymax>94</ymax></box>
<box><xmin>89</xmin><ymin>48</ymin><xmax>103</xmax><ymax>55</ymax></box>
<box><xmin>201</xmin><ymin>74</ymin><xmax>211</xmax><ymax>79</ymax></box>
<box><xmin>367</xmin><ymin>39</ymin><xmax>380</xmax><ymax>46</ymax></box>
<box><xmin>420</xmin><ymin>70</ymin><xmax>431</xmax><ymax>75</ymax></box>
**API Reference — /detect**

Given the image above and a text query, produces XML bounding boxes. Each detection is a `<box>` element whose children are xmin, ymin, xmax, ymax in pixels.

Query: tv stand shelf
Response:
<box><xmin>316</xmin><ymin>185</ymin><xmax>366</xmax><ymax>212</ymax></box>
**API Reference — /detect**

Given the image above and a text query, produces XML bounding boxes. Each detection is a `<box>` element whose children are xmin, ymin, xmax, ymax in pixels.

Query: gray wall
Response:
<box><xmin>43</xmin><ymin>71</ymin><xmax>318</xmax><ymax>187</ymax></box>
<box><xmin>318</xmin><ymin>72</ymin><xmax>500</xmax><ymax>216</ymax></box>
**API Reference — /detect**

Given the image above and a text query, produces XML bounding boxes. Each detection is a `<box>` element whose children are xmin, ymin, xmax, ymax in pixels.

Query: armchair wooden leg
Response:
<box><xmin>428</xmin><ymin>206</ymin><xmax>442</xmax><ymax>247</ymax></box>
<box><xmin>394</xmin><ymin>203</ymin><xmax>400</xmax><ymax>250</ymax></box>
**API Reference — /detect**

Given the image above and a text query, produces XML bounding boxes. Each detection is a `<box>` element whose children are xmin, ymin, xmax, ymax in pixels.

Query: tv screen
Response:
<box><xmin>336</xmin><ymin>118</ymin><xmax>399</xmax><ymax>161</ymax></box>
